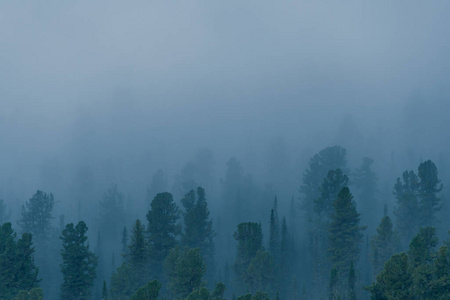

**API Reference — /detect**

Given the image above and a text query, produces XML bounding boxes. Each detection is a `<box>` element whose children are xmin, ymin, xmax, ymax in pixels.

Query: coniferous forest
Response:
<box><xmin>2</xmin><ymin>1</ymin><xmax>450</xmax><ymax>300</ymax></box>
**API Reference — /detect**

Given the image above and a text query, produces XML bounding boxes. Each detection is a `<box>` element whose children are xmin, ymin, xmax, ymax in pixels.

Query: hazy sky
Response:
<box><xmin>1</xmin><ymin>1</ymin><xmax>449</xmax><ymax>198</ymax></box>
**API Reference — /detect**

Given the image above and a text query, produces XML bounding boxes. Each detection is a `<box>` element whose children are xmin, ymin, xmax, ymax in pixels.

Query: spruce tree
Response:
<box><xmin>146</xmin><ymin>192</ymin><xmax>181</xmax><ymax>278</ymax></box>
<box><xmin>60</xmin><ymin>221</ymin><xmax>97</xmax><ymax>300</ymax></box>
<box><xmin>0</xmin><ymin>223</ymin><xmax>40</xmax><ymax>299</ymax></box>
<box><xmin>328</xmin><ymin>187</ymin><xmax>365</xmax><ymax>294</ymax></box>
<box><xmin>370</xmin><ymin>216</ymin><xmax>398</xmax><ymax>277</ymax></box>
<box><xmin>417</xmin><ymin>160</ymin><xmax>443</xmax><ymax>227</ymax></box>
<box><xmin>181</xmin><ymin>187</ymin><xmax>214</xmax><ymax>255</ymax></box>
<box><xmin>233</xmin><ymin>222</ymin><xmax>263</xmax><ymax>293</ymax></box>
<box><xmin>164</xmin><ymin>247</ymin><xmax>206</xmax><ymax>299</ymax></box>
<box><xmin>19</xmin><ymin>191</ymin><xmax>55</xmax><ymax>241</ymax></box>
<box><xmin>393</xmin><ymin>170</ymin><xmax>420</xmax><ymax>247</ymax></box>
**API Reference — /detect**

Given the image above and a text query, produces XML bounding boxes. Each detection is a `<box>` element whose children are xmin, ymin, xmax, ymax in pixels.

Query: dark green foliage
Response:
<box><xmin>129</xmin><ymin>219</ymin><xmax>148</xmax><ymax>266</ymax></box>
<box><xmin>19</xmin><ymin>191</ymin><xmax>55</xmax><ymax>240</ymax></box>
<box><xmin>146</xmin><ymin>192</ymin><xmax>181</xmax><ymax>277</ymax></box>
<box><xmin>181</xmin><ymin>187</ymin><xmax>214</xmax><ymax>256</ymax></box>
<box><xmin>129</xmin><ymin>280</ymin><xmax>161</xmax><ymax>300</ymax></box>
<box><xmin>211</xmin><ymin>282</ymin><xmax>226</xmax><ymax>300</ymax></box>
<box><xmin>314</xmin><ymin>169</ymin><xmax>349</xmax><ymax>218</ymax></box>
<box><xmin>328</xmin><ymin>187</ymin><xmax>365</xmax><ymax>275</ymax></box>
<box><xmin>250</xmin><ymin>291</ymin><xmax>271</xmax><ymax>300</ymax></box>
<box><xmin>236</xmin><ymin>294</ymin><xmax>252</xmax><ymax>300</ymax></box>
<box><xmin>393</xmin><ymin>170</ymin><xmax>420</xmax><ymax>247</ymax></box>
<box><xmin>60</xmin><ymin>221</ymin><xmax>97</xmax><ymax>300</ymax></box>
<box><xmin>408</xmin><ymin>227</ymin><xmax>438</xmax><ymax>268</ymax></box>
<box><xmin>417</xmin><ymin>160</ymin><xmax>443</xmax><ymax>227</ymax></box>
<box><xmin>244</xmin><ymin>250</ymin><xmax>275</xmax><ymax>294</ymax></box>
<box><xmin>368</xmin><ymin>227</ymin><xmax>450</xmax><ymax>299</ymax></box>
<box><xmin>233</xmin><ymin>222</ymin><xmax>263</xmax><ymax>292</ymax></box>
<box><xmin>185</xmin><ymin>282</ymin><xmax>226</xmax><ymax>300</ymax></box>
<box><xmin>110</xmin><ymin>220</ymin><xmax>152</xmax><ymax>300</ymax></box>
<box><xmin>369</xmin><ymin>253</ymin><xmax>412</xmax><ymax>300</ymax></box>
<box><xmin>0</xmin><ymin>223</ymin><xmax>40</xmax><ymax>300</ymax></box>
<box><xmin>14</xmin><ymin>288</ymin><xmax>44</xmax><ymax>300</ymax></box>
<box><xmin>164</xmin><ymin>247</ymin><xmax>206</xmax><ymax>300</ymax></box>
<box><xmin>370</xmin><ymin>216</ymin><xmax>398</xmax><ymax>276</ymax></box>
<box><xmin>301</xmin><ymin>145</ymin><xmax>348</xmax><ymax>215</ymax></box>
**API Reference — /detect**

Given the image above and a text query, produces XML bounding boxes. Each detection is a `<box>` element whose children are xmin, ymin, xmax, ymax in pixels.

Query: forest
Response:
<box><xmin>2</xmin><ymin>1</ymin><xmax>450</xmax><ymax>299</ymax></box>
<box><xmin>1</xmin><ymin>145</ymin><xmax>449</xmax><ymax>300</ymax></box>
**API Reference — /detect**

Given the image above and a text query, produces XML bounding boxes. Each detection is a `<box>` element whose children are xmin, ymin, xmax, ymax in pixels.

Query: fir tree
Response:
<box><xmin>181</xmin><ymin>187</ymin><xmax>214</xmax><ymax>256</ymax></box>
<box><xmin>393</xmin><ymin>170</ymin><xmax>420</xmax><ymax>247</ymax></box>
<box><xmin>370</xmin><ymin>216</ymin><xmax>398</xmax><ymax>277</ymax></box>
<box><xmin>164</xmin><ymin>247</ymin><xmax>206</xmax><ymax>299</ymax></box>
<box><xmin>0</xmin><ymin>223</ymin><xmax>40</xmax><ymax>299</ymax></box>
<box><xmin>146</xmin><ymin>192</ymin><xmax>181</xmax><ymax>278</ymax></box>
<box><xmin>233</xmin><ymin>222</ymin><xmax>263</xmax><ymax>294</ymax></box>
<box><xmin>328</xmin><ymin>187</ymin><xmax>365</xmax><ymax>294</ymax></box>
<box><xmin>19</xmin><ymin>191</ymin><xmax>55</xmax><ymax>241</ymax></box>
<box><xmin>60</xmin><ymin>221</ymin><xmax>97</xmax><ymax>300</ymax></box>
<box><xmin>417</xmin><ymin>160</ymin><xmax>443</xmax><ymax>227</ymax></box>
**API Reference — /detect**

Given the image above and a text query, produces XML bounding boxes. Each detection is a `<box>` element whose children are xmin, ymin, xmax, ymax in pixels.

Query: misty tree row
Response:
<box><xmin>0</xmin><ymin>144</ymin><xmax>448</xmax><ymax>300</ymax></box>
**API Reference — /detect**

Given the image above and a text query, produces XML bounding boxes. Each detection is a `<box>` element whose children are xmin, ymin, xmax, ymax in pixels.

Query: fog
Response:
<box><xmin>1</xmin><ymin>1</ymin><xmax>450</xmax><ymax>299</ymax></box>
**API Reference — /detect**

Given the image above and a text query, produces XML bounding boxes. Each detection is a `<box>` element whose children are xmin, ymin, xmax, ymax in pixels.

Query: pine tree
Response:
<box><xmin>417</xmin><ymin>160</ymin><xmax>443</xmax><ymax>227</ymax></box>
<box><xmin>129</xmin><ymin>280</ymin><xmax>161</xmax><ymax>300</ymax></box>
<box><xmin>393</xmin><ymin>170</ymin><xmax>420</xmax><ymax>248</ymax></box>
<box><xmin>301</xmin><ymin>146</ymin><xmax>348</xmax><ymax>217</ymax></box>
<box><xmin>60</xmin><ymin>221</ymin><xmax>97</xmax><ymax>300</ymax></box>
<box><xmin>233</xmin><ymin>222</ymin><xmax>263</xmax><ymax>294</ymax></box>
<box><xmin>164</xmin><ymin>247</ymin><xmax>206</xmax><ymax>299</ymax></box>
<box><xmin>19</xmin><ymin>191</ymin><xmax>55</xmax><ymax>241</ymax></box>
<box><xmin>244</xmin><ymin>250</ymin><xmax>275</xmax><ymax>295</ymax></box>
<box><xmin>328</xmin><ymin>187</ymin><xmax>365</xmax><ymax>294</ymax></box>
<box><xmin>146</xmin><ymin>192</ymin><xmax>181</xmax><ymax>278</ymax></box>
<box><xmin>0</xmin><ymin>223</ymin><xmax>40</xmax><ymax>299</ymax></box>
<box><xmin>370</xmin><ymin>216</ymin><xmax>398</xmax><ymax>277</ymax></box>
<box><xmin>181</xmin><ymin>187</ymin><xmax>214</xmax><ymax>255</ymax></box>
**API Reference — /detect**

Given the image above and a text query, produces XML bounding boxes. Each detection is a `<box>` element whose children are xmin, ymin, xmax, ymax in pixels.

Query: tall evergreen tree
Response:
<box><xmin>0</xmin><ymin>223</ymin><xmax>40</xmax><ymax>299</ymax></box>
<box><xmin>417</xmin><ymin>160</ymin><xmax>443</xmax><ymax>227</ymax></box>
<box><xmin>300</xmin><ymin>146</ymin><xmax>348</xmax><ymax>217</ymax></box>
<box><xmin>328</xmin><ymin>187</ymin><xmax>365</xmax><ymax>294</ymax></box>
<box><xmin>60</xmin><ymin>221</ymin><xmax>97</xmax><ymax>300</ymax></box>
<box><xmin>146</xmin><ymin>192</ymin><xmax>181</xmax><ymax>277</ymax></box>
<box><xmin>19</xmin><ymin>191</ymin><xmax>55</xmax><ymax>241</ymax></box>
<box><xmin>164</xmin><ymin>247</ymin><xmax>206</xmax><ymax>299</ymax></box>
<box><xmin>370</xmin><ymin>216</ymin><xmax>399</xmax><ymax>277</ymax></box>
<box><xmin>393</xmin><ymin>170</ymin><xmax>420</xmax><ymax>248</ymax></box>
<box><xmin>181</xmin><ymin>187</ymin><xmax>214</xmax><ymax>255</ymax></box>
<box><xmin>233</xmin><ymin>222</ymin><xmax>263</xmax><ymax>294</ymax></box>
<box><xmin>313</xmin><ymin>169</ymin><xmax>349</xmax><ymax>293</ymax></box>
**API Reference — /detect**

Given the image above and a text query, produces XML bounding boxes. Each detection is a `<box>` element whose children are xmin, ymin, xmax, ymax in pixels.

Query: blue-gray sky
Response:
<box><xmin>1</xmin><ymin>1</ymin><xmax>450</xmax><ymax>203</ymax></box>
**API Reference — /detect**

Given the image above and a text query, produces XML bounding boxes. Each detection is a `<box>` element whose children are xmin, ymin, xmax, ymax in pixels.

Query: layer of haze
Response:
<box><xmin>1</xmin><ymin>1</ymin><xmax>450</xmax><ymax>219</ymax></box>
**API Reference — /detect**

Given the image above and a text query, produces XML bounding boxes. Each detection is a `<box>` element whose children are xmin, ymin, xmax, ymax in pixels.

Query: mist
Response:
<box><xmin>1</xmin><ymin>1</ymin><xmax>450</xmax><ymax>299</ymax></box>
